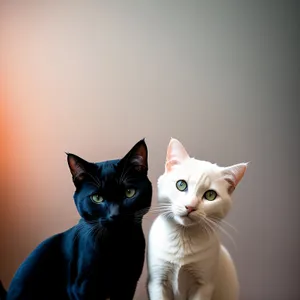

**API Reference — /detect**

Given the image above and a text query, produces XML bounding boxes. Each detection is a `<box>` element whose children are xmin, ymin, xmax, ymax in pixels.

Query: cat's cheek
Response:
<box><xmin>123</xmin><ymin>197</ymin><xmax>136</xmax><ymax>207</ymax></box>
<box><xmin>171</xmin><ymin>204</ymin><xmax>181</xmax><ymax>217</ymax></box>
<box><xmin>174</xmin><ymin>215</ymin><xmax>184</xmax><ymax>225</ymax></box>
<box><xmin>174</xmin><ymin>215</ymin><xmax>195</xmax><ymax>227</ymax></box>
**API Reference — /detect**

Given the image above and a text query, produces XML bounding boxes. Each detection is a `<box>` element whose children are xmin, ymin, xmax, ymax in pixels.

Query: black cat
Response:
<box><xmin>1</xmin><ymin>139</ymin><xmax>152</xmax><ymax>300</ymax></box>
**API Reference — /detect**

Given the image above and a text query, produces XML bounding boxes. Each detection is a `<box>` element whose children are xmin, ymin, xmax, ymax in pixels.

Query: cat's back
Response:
<box><xmin>7</xmin><ymin>228</ymin><xmax>75</xmax><ymax>300</ymax></box>
<box><xmin>12</xmin><ymin>231</ymin><xmax>66</xmax><ymax>274</ymax></box>
<box><xmin>20</xmin><ymin>226</ymin><xmax>76</xmax><ymax>265</ymax></box>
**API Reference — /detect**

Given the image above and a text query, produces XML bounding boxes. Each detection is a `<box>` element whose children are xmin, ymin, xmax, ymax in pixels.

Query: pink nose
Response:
<box><xmin>185</xmin><ymin>206</ymin><xmax>196</xmax><ymax>214</ymax></box>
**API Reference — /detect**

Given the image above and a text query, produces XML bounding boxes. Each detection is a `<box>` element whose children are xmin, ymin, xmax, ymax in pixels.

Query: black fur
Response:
<box><xmin>2</xmin><ymin>139</ymin><xmax>152</xmax><ymax>300</ymax></box>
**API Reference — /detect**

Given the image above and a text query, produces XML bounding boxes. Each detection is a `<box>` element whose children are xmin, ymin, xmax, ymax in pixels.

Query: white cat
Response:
<box><xmin>147</xmin><ymin>138</ymin><xmax>248</xmax><ymax>300</ymax></box>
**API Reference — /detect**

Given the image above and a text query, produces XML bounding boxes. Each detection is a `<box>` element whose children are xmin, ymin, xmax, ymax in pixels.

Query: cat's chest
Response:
<box><xmin>149</xmin><ymin>216</ymin><xmax>219</xmax><ymax>265</ymax></box>
<box><xmin>171</xmin><ymin>263</ymin><xmax>210</xmax><ymax>296</ymax></box>
<box><xmin>149</xmin><ymin>218</ymin><xmax>220</xmax><ymax>299</ymax></box>
<box><xmin>71</xmin><ymin>226</ymin><xmax>145</xmax><ymax>271</ymax></box>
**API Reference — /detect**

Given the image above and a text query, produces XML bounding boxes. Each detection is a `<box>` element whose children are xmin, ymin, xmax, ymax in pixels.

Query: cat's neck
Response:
<box><xmin>73</xmin><ymin>219</ymin><xmax>142</xmax><ymax>253</ymax></box>
<box><xmin>162</xmin><ymin>215</ymin><xmax>219</xmax><ymax>240</ymax></box>
<box><xmin>76</xmin><ymin>218</ymin><xmax>142</xmax><ymax>236</ymax></box>
<box><xmin>156</xmin><ymin>215</ymin><xmax>220</xmax><ymax>260</ymax></box>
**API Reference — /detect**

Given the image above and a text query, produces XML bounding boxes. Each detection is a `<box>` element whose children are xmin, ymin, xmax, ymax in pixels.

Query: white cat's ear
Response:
<box><xmin>222</xmin><ymin>162</ymin><xmax>248</xmax><ymax>193</ymax></box>
<box><xmin>165</xmin><ymin>138</ymin><xmax>190</xmax><ymax>172</ymax></box>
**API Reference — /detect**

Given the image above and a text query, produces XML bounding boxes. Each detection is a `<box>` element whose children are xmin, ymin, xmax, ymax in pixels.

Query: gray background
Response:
<box><xmin>0</xmin><ymin>1</ymin><xmax>299</xmax><ymax>299</ymax></box>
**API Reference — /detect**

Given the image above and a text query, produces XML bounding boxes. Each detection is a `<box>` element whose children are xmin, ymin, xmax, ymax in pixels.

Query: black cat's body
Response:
<box><xmin>3</xmin><ymin>140</ymin><xmax>152</xmax><ymax>300</ymax></box>
<box><xmin>6</xmin><ymin>221</ymin><xmax>145</xmax><ymax>300</ymax></box>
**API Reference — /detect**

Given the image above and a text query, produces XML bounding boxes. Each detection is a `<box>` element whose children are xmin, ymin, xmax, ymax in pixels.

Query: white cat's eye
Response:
<box><xmin>176</xmin><ymin>180</ymin><xmax>188</xmax><ymax>191</ymax></box>
<box><xmin>203</xmin><ymin>190</ymin><xmax>217</xmax><ymax>201</ymax></box>
<box><xmin>125</xmin><ymin>188</ymin><xmax>136</xmax><ymax>198</ymax></box>
<box><xmin>90</xmin><ymin>194</ymin><xmax>104</xmax><ymax>204</ymax></box>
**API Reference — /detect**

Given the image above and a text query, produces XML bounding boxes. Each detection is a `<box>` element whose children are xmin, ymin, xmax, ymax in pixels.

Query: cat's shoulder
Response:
<box><xmin>10</xmin><ymin>232</ymin><xmax>66</xmax><ymax>281</ymax></box>
<box><xmin>29</xmin><ymin>232</ymin><xmax>63</xmax><ymax>257</ymax></box>
<box><xmin>149</xmin><ymin>215</ymin><xmax>171</xmax><ymax>240</ymax></box>
<box><xmin>28</xmin><ymin>226</ymin><xmax>77</xmax><ymax>258</ymax></box>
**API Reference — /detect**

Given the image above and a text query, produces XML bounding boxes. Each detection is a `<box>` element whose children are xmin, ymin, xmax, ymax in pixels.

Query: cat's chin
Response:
<box><xmin>100</xmin><ymin>216</ymin><xmax>138</xmax><ymax>228</ymax></box>
<box><xmin>173</xmin><ymin>215</ymin><xmax>199</xmax><ymax>227</ymax></box>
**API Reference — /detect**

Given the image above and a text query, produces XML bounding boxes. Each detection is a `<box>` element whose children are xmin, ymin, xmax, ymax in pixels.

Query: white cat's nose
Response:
<box><xmin>185</xmin><ymin>206</ymin><xmax>196</xmax><ymax>214</ymax></box>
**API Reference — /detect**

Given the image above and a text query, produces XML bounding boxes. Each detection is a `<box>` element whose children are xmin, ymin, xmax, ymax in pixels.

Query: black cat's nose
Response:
<box><xmin>110</xmin><ymin>214</ymin><xmax>119</xmax><ymax>220</ymax></box>
<box><xmin>108</xmin><ymin>204</ymin><xmax>120</xmax><ymax>221</ymax></box>
<box><xmin>110</xmin><ymin>205</ymin><xmax>119</xmax><ymax>215</ymax></box>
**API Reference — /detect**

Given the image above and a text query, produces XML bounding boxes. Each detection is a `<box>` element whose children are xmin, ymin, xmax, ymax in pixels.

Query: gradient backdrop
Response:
<box><xmin>0</xmin><ymin>1</ymin><xmax>299</xmax><ymax>299</ymax></box>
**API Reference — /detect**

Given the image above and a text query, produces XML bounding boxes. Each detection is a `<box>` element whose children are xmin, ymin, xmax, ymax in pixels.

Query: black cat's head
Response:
<box><xmin>66</xmin><ymin>139</ymin><xmax>152</xmax><ymax>228</ymax></box>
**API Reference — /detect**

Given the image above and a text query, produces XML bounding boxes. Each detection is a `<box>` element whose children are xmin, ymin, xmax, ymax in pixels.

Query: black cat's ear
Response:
<box><xmin>66</xmin><ymin>153</ymin><xmax>90</xmax><ymax>184</ymax></box>
<box><xmin>119</xmin><ymin>139</ymin><xmax>148</xmax><ymax>173</ymax></box>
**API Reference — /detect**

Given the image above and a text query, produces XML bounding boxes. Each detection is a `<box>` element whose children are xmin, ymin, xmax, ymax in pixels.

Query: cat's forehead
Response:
<box><xmin>193</xmin><ymin>159</ymin><xmax>220</xmax><ymax>172</ymax></box>
<box><xmin>94</xmin><ymin>159</ymin><xmax>120</xmax><ymax>177</ymax></box>
<box><xmin>173</xmin><ymin>158</ymin><xmax>221</xmax><ymax>181</ymax></box>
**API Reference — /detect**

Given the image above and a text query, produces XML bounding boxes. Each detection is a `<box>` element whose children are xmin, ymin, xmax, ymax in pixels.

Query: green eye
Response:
<box><xmin>176</xmin><ymin>180</ymin><xmax>188</xmax><ymax>191</ymax></box>
<box><xmin>90</xmin><ymin>194</ymin><xmax>104</xmax><ymax>204</ymax></box>
<box><xmin>204</xmin><ymin>190</ymin><xmax>217</xmax><ymax>201</ymax></box>
<box><xmin>125</xmin><ymin>188</ymin><xmax>136</xmax><ymax>198</ymax></box>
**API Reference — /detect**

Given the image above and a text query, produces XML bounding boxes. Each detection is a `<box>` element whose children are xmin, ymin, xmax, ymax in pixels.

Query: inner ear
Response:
<box><xmin>222</xmin><ymin>162</ymin><xmax>248</xmax><ymax>193</ymax></box>
<box><xmin>165</xmin><ymin>138</ymin><xmax>190</xmax><ymax>172</ymax></box>
<box><xmin>119</xmin><ymin>139</ymin><xmax>148</xmax><ymax>173</ymax></box>
<box><xmin>67</xmin><ymin>153</ymin><xmax>91</xmax><ymax>183</ymax></box>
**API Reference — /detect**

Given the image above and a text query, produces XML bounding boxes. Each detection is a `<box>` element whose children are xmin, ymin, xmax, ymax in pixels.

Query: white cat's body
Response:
<box><xmin>147</xmin><ymin>215</ymin><xmax>238</xmax><ymax>300</ymax></box>
<box><xmin>147</xmin><ymin>138</ymin><xmax>247</xmax><ymax>300</ymax></box>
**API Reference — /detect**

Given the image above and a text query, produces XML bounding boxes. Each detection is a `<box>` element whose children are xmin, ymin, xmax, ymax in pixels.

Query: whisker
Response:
<box><xmin>206</xmin><ymin>217</ymin><xmax>237</xmax><ymax>250</ymax></box>
<box><xmin>199</xmin><ymin>218</ymin><xmax>211</xmax><ymax>238</ymax></box>
<box><xmin>147</xmin><ymin>209</ymin><xmax>171</xmax><ymax>214</ymax></box>
<box><xmin>209</xmin><ymin>216</ymin><xmax>238</xmax><ymax>233</ymax></box>
<box><xmin>202</xmin><ymin>218</ymin><xmax>215</xmax><ymax>238</ymax></box>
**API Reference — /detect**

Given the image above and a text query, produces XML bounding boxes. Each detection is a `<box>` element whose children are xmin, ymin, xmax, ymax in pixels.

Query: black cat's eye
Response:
<box><xmin>125</xmin><ymin>188</ymin><xmax>136</xmax><ymax>198</ymax></box>
<box><xmin>90</xmin><ymin>194</ymin><xmax>104</xmax><ymax>204</ymax></box>
<box><xmin>203</xmin><ymin>190</ymin><xmax>217</xmax><ymax>201</ymax></box>
<box><xmin>176</xmin><ymin>180</ymin><xmax>188</xmax><ymax>192</ymax></box>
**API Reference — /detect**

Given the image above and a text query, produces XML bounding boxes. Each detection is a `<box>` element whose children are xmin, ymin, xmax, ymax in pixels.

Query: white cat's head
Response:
<box><xmin>157</xmin><ymin>138</ymin><xmax>248</xmax><ymax>227</ymax></box>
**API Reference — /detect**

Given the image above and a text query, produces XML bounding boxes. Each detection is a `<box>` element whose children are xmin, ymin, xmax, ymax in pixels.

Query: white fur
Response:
<box><xmin>147</xmin><ymin>139</ymin><xmax>247</xmax><ymax>300</ymax></box>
